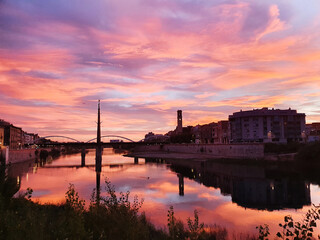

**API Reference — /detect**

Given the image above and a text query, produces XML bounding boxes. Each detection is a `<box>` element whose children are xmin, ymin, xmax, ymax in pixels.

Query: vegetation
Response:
<box><xmin>167</xmin><ymin>206</ymin><xmax>227</xmax><ymax>240</ymax></box>
<box><xmin>0</xmin><ymin>179</ymin><xmax>163</xmax><ymax>240</ymax></box>
<box><xmin>264</xmin><ymin>142</ymin><xmax>304</xmax><ymax>154</ymax></box>
<box><xmin>257</xmin><ymin>205</ymin><xmax>320</xmax><ymax>240</ymax></box>
<box><xmin>170</xmin><ymin>133</ymin><xmax>195</xmax><ymax>144</ymax></box>
<box><xmin>296</xmin><ymin>142</ymin><xmax>320</xmax><ymax>164</ymax></box>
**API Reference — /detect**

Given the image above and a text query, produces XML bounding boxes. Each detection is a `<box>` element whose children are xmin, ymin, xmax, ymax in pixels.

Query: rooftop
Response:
<box><xmin>229</xmin><ymin>108</ymin><xmax>305</xmax><ymax>118</ymax></box>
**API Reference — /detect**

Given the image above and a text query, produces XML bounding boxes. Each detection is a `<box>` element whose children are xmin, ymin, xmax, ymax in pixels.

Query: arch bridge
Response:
<box><xmin>33</xmin><ymin>136</ymin><xmax>81</xmax><ymax>144</ymax></box>
<box><xmin>31</xmin><ymin>135</ymin><xmax>137</xmax><ymax>144</ymax></box>
<box><xmin>86</xmin><ymin>135</ymin><xmax>135</xmax><ymax>143</ymax></box>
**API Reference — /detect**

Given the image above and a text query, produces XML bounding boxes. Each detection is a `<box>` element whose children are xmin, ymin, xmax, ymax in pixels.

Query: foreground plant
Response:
<box><xmin>65</xmin><ymin>183</ymin><xmax>85</xmax><ymax>212</ymax></box>
<box><xmin>86</xmin><ymin>178</ymin><xmax>161</xmax><ymax>240</ymax></box>
<box><xmin>276</xmin><ymin>205</ymin><xmax>320</xmax><ymax>240</ymax></box>
<box><xmin>168</xmin><ymin>206</ymin><xmax>227</xmax><ymax>240</ymax></box>
<box><xmin>256</xmin><ymin>224</ymin><xmax>270</xmax><ymax>240</ymax></box>
<box><xmin>256</xmin><ymin>205</ymin><xmax>320</xmax><ymax>240</ymax></box>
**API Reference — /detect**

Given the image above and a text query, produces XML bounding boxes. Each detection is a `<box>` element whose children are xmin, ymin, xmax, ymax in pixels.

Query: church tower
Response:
<box><xmin>177</xmin><ymin>110</ymin><xmax>183</xmax><ymax>133</ymax></box>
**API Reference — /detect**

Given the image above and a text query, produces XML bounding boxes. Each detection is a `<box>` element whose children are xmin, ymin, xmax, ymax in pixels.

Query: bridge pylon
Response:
<box><xmin>95</xmin><ymin>100</ymin><xmax>102</xmax><ymax>203</ymax></box>
<box><xmin>96</xmin><ymin>100</ymin><xmax>102</xmax><ymax>172</ymax></box>
<box><xmin>81</xmin><ymin>148</ymin><xmax>86</xmax><ymax>167</ymax></box>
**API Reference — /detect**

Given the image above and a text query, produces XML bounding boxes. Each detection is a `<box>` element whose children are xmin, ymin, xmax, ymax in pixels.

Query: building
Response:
<box><xmin>192</xmin><ymin>123</ymin><xmax>216</xmax><ymax>144</ymax></box>
<box><xmin>6</xmin><ymin>125</ymin><xmax>23</xmax><ymax>149</ymax></box>
<box><xmin>200</xmin><ymin>123</ymin><xmax>216</xmax><ymax>143</ymax></box>
<box><xmin>311</xmin><ymin>122</ymin><xmax>320</xmax><ymax>131</ymax></box>
<box><xmin>0</xmin><ymin>126</ymin><xmax>4</xmax><ymax>148</ymax></box>
<box><xmin>0</xmin><ymin>120</ymin><xmax>23</xmax><ymax>149</ymax></box>
<box><xmin>0</xmin><ymin>120</ymin><xmax>12</xmax><ymax>148</ymax></box>
<box><xmin>23</xmin><ymin>132</ymin><xmax>39</xmax><ymax>145</ymax></box>
<box><xmin>166</xmin><ymin>110</ymin><xmax>195</xmax><ymax>143</ymax></box>
<box><xmin>229</xmin><ymin>108</ymin><xmax>306</xmax><ymax>143</ymax></box>
<box><xmin>306</xmin><ymin>122</ymin><xmax>320</xmax><ymax>135</ymax></box>
<box><xmin>144</xmin><ymin>132</ymin><xmax>170</xmax><ymax>143</ymax></box>
<box><xmin>306</xmin><ymin>122</ymin><xmax>320</xmax><ymax>142</ymax></box>
<box><xmin>213</xmin><ymin>121</ymin><xmax>230</xmax><ymax>144</ymax></box>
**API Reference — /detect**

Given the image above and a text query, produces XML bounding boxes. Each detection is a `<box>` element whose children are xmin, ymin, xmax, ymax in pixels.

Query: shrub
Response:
<box><xmin>276</xmin><ymin>205</ymin><xmax>320</xmax><ymax>240</ymax></box>
<box><xmin>256</xmin><ymin>224</ymin><xmax>270</xmax><ymax>240</ymax></box>
<box><xmin>167</xmin><ymin>206</ymin><xmax>188</xmax><ymax>239</ymax></box>
<box><xmin>296</xmin><ymin>142</ymin><xmax>320</xmax><ymax>164</ymax></box>
<box><xmin>65</xmin><ymin>183</ymin><xmax>85</xmax><ymax>212</ymax></box>
<box><xmin>85</xmin><ymin>178</ymin><xmax>161</xmax><ymax>240</ymax></box>
<box><xmin>167</xmin><ymin>206</ymin><xmax>228</xmax><ymax>240</ymax></box>
<box><xmin>264</xmin><ymin>142</ymin><xmax>303</xmax><ymax>154</ymax></box>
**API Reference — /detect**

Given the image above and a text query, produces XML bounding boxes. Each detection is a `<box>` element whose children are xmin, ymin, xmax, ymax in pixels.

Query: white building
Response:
<box><xmin>229</xmin><ymin>108</ymin><xmax>306</xmax><ymax>143</ymax></box>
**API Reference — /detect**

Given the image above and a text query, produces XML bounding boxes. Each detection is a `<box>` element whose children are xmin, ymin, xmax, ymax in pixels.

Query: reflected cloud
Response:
<box><xmin>9</xmin><ymin>150</ymin><xmax>320</xmax><ymax>236</ymax></box>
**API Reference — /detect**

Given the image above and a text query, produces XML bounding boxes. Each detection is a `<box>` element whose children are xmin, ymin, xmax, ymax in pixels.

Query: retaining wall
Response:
<box><xmin>133</xmin><ymin>145</ymin><xmax>162</xmax><ymax>152</ymax></box>
<box><xmin>7</xmin><ymin>149</ymin><xmax>37</xmax><ymax>164</ymax></box>
<box><xmin>135</xmin><ymin>143</ymin><xmax>265</xmax><ymax>159</ymax></box>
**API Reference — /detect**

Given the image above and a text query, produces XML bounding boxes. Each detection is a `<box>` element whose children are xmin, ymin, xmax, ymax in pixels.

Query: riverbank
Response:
<box><xmin>0</xmin><ymin>148</ymin><xmax>40</xmax><ymax>165</ymax></box>
<box><xmin>132</xmin><ymin>143</ymin><xmax>265</xmax><ymax>160</ymax></box>
<box><xmin>127</xmin><ymin>151</ymin><xmax>298</xmax><ymax>163</ymax></box>
<box><xmin>130</xmin><ymin>142</ymin><xmax>320</xmax><ymax>163</ymax></box>
<box><xmin>0</xmin><ymin>146</ymin><xmax>86</xmax><ymax>165</ymax></box>
<box><xmin>127</xmin><ymin>151</ymin><xmax>221</xmax><ymax>160</ymax></box>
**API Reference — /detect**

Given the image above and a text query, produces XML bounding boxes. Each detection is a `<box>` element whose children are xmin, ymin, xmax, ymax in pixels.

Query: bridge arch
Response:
<box><xmin>86</xmin><ymin>135</ymin><xmax>135</xmax><ymax>143</ymax></box>
<box><xmin>33</xmin><ymin>136</ymin><xmax>81</xmax><ymax>144</ymax></box>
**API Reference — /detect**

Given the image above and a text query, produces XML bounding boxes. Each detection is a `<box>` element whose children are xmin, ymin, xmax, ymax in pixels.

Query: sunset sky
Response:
<box><xmin>1</xmin><ymin>0</ymin><xmax>320</xmax><ymax>141</ymax></box>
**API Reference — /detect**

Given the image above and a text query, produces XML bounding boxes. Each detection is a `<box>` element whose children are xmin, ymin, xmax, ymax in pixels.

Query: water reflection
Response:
<box><xmin>7</xmin><ymin>152</ymin><xmax>313</xmax><ymax>212</ymax></box>
<box><xmin>96</xmin><ymin>171</ymin><xmax>101</xmax><ymax>203</ymax></box>
<box><xmin>5</xmin><ymin>149</ymin><xmax>320</xmax><ymax>236</ymax></box>
<box><xmin>0</xmin><ymin>163</ymin><xmax>20</xmax><ymax>200</ymax></box>
<box><xmin>178</xmin><ymin>173</ymin><xmax>184</xmax><ymax>196</ymax></box>
<box><xmin>145</xmin><ymin>158</ymin><xmax>311</xmax><ymax>211</ymax></box>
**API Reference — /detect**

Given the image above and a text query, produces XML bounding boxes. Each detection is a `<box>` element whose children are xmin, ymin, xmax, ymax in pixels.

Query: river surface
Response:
<box><xmin>8</xmin><ymin>148</ymin><xmax>320</xmax><ymax>238</ymax></box>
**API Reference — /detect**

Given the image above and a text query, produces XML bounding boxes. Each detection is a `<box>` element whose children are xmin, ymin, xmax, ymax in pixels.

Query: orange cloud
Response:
<box><xmin>0</xmin><ymin>0</ymin><xmax>319</xmax><ymax>140</ymax></box>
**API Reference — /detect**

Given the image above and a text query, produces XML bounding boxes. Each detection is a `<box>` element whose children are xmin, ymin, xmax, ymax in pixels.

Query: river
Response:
<box><xmin>7</xmin><ymin>148</ymin><xmax>320</xmax><ymax>238</ymax></box>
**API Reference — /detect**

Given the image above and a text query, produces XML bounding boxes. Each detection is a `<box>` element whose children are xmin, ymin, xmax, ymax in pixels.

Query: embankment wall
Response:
<box><xmin>6</xmin><ymin>149</ymin><xmax>37</xmax><ymax>164</ymax></box>
<box><xmin>134</xmin><ymin>143</ymin><xmax>264</xmax><ymax>159</ymax></box>
<box><xmin>1</xmin><ymin>147</ymin><xmax>53</xmax><ymax>165</ymax></box>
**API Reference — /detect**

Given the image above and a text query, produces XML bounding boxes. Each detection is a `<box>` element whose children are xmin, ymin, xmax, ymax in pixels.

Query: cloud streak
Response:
<box><xmin>0</xmin><ymin>0</ymin><xmax>319</xmax><ymax>140</ymax></box>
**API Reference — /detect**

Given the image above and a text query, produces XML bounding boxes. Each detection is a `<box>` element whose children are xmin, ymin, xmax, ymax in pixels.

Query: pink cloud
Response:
<box><xmin>0</xmin><ymin>0</ymin><xmax>319</xmax><ymax>139</ymax></box>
